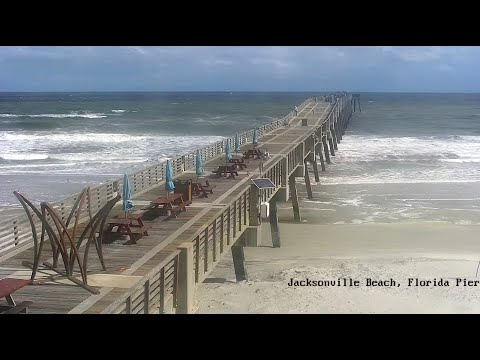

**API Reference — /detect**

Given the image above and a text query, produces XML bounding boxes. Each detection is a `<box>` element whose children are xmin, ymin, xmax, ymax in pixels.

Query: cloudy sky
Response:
<box><xmin>0</xmin><ymin>46</ymin><xmax>479</xmax><ymax>92</ymax></box>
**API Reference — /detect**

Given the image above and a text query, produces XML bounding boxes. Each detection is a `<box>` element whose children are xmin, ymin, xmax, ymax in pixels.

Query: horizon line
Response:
<box><xmin>1</xmin><ymin>90</ymin><xmax>480</xmax><ymax>94</ymax></box>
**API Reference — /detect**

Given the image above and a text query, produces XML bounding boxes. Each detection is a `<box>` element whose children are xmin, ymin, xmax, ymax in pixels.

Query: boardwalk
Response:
<box><xmin>0</xmin><ymin>94</ymin><xmax>353</xmax><ymax>314</ymax></box>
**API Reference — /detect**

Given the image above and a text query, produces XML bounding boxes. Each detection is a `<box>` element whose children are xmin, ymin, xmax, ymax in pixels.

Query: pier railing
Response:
<box><xmin>100</xmin><ymin>250</ymin><xmax>181</xmax><ymax>314</ymax></box>
<box><xmin>0</xmin><ymin>97</ymin><xmax>314</xmax><ymax>261</ymax></box>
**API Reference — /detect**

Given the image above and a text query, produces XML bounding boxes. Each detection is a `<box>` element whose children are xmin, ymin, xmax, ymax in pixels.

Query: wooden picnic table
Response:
<box><xmin>148</xmin><ymin>193</ymin><xmax>190</xmax><ymax>218</ymax></box>
<box><xmin>214</xmin><ymin>164</ymin><xmax>239</xmax><ymax>179</ymax></box>
<box><xmin>243</xmin><ymin>149</ymin><xmax>264</xmax><ymax>159</ymax></box>
<box><xmin>193</xmin><ymin>180</ymin><xmax>216</xmax><ymax>198</ymax></box>
<box><xmin>0</xmin><ymin>278</ymin><xmax>32</xmax><ymax>314</ymax></box>
<box><xmin>103</xmin><ymin>211</ymin><xmax>149</xmax><ymax>244</ymax></box>
<box><xmin>229</xmin><ymin>158</ymin><xmax>247</xmax><ymax>170</ymax></box>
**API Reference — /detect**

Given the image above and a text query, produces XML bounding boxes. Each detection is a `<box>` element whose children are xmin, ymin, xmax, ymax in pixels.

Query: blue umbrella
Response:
<box><xmin>235</xmin><ymin>134</ymin><xmax>240</xmax><ymax>153</ymax></box>
<box><xmin>225</xmin><ymin>140</ymin><xmax>232</xmax><ymax>163</ymax></box>
<box><xmin>196</xmin><ymin>149</ymin><xmax>204</xmax><ymax>176</ymax></box>
<box><xmin>122</xmin><ymin>173</ymin><xmax>133</xmax><ymax>216</ymax></box>
<box><xmin>165</xmin><ymin>160</ymin><xmax>175</xmax><ymax>193</ymax></box>
<box><xmin>252</xmin><ymin>127</ymin><xmax>259</xmax><ymax>145</ymax></box>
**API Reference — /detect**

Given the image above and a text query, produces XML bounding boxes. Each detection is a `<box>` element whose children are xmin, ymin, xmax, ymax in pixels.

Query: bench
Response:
<box><xmin>0</xmin><ymin>278</ymin><xmax>32</xmax><ymax>314</ymax></box>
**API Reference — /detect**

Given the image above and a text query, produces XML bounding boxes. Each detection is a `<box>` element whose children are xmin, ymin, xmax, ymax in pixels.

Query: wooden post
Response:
<box><xmin>328</xmin><ymin>133</ymin><xmax>336</xmax><ymax>156</ymax></box>
<box><xmin>249</xmin><ymin>184</ymin><xmax>260</xmax><ymax>227</ymax></box>
<box><xmin>289</xmin><ymin>175</ymin><xmax>301</xmax><ymax>222</ymax></box>
<box><xmin>317</xmin><ymin>143</ymin><xmax>326</xmax><ymax>171</ymax></box>
<box><xmin>330</xmin><ymin>125</ymin><xmax>338</xmax><ymax>150</ymax></box>
<box><xmin>231</xmin><ymin>245</ymin><xmax>248</xmax><ymax>281</ymax></box>
<box><xmin>177</xmin><ymin>242</ymin><xmax>194</xmax><ymax>314</ymax></box>
<box><xmin>269</xmin><ymin>195</ymin><xmax>280</xmax><ymax>248</ymax></box>
<box><xmin>281</xmin><ymin>157</ymin><xmax>288</xmax><ymax>187</ymax></box>
<box><xmin>311</xmin><ymin>157</ymin><xmax>320</xmax><ymax>182</ymax></box>
<box><xmin>304</xmin><ymin>160</ymin><xmax>313</xmax><ymax>200</ymax></box>
<box><xmin>322</xmin><ymin>137</ymin><xmax>331</xmax><ymax>164</ymax></box>
<box><xmin>335</xmin><ymin>122</ymin><xmax>342</xmax><ymax>142</ymax></box>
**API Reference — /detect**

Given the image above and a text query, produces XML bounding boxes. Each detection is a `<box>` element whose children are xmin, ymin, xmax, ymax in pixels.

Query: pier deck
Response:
<box><xmin>0</xmin><ymin>95</ymin><xmax>352</xmax><ymax>314</ymax></box>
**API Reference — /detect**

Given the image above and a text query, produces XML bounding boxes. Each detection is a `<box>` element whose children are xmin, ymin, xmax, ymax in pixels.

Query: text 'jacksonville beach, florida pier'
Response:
<box><xmin>0</xmin><ymin>92</ymin><xmax>357</xmax><ymax>314</ymax></box>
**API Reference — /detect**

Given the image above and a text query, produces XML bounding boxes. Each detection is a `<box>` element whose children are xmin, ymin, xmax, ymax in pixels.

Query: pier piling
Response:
<box><xmin>231</xmin><ymin>245</ymin><xmax>248</xmax><ymax>281</ymax></box>
<box><xmin>330</xmin><ymin>125</ymin><xmax>338</xmax><ymax>150</ymax></box>
<box><xmin>289</xmin><ymin>175</ymin><xmax>301</xmax><ymax>222</ymax></box>
<box><xmin>269</xmin><ymin>195</ymin><xmax>281</xmax><ymax>248</ymax></box>
<box><xmin>312</xmin><ymin>156</ymin><xmax>320</xmax><ymax>182</ymax></box>
<box><xmin>328</xmin><ymin>135</ymin><xmax>336</xmax><ymax>156</ymax></box>
<box><xmin>304</xmin><ymin>159</ymin><xmax>313</xmax><ymax>200</ymax></box>
<box><xmin>322</xmin><ymin>137</ymin><xmax>331</xmax><ymax>164</ymax></box>
<box><xmin>177</xmin><ymin>242</ymin><xmax>195</xmax><ymax>314</ymax></box>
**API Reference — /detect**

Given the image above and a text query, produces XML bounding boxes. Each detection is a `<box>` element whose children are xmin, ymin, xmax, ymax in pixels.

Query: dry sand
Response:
<box><xmin>195</xmin><ymin>222</ymin><xmax>480</xmax><ymax>313</ymax></box>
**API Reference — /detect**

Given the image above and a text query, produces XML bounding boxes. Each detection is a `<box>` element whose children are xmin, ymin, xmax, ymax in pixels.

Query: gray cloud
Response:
<box><xmin>0</xmin><ymin>46</ymin><xmax>478</xmax><ymax>91</ymax></box>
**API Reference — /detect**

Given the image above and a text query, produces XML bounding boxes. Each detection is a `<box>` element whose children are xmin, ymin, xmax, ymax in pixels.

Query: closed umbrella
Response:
<box><xmin>196</xmin><ymin>149</ymin><xmax>204</xmax><ymax>177</ymax></box>
<box><xmin>225</xmin><ymin>140</ymin><xmax>232</xmax><ymax>163</ymax></box>
<box><xmin>252</xmin><ymin>127</ymin><xmax>259</xmax><ymax>145</ymax></box>
<box><xmin>235</xmin><ymin>133</ymin><xmax>240</xmax><ymax>153</ymax></box>
<box><xmin>165</xmin><ymin>160</ymin><xmax>175</xmax><ymax>194</ymax></box>
<box><xmin>122</xmin><ymin>173</ymin><xmax>133</xmax><ymax>218</ymax></box>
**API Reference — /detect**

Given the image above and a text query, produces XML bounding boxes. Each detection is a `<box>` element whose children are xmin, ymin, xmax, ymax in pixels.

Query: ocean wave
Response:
<box><xmin>0</xmin><ymin>112</ymin><xmax>108</xmax><ymax>119</ymax></box>
<box><xmin>329</xmin><ymin>135</ymin><xmax>480</xmax><ymax>164</ymax></box>
<box><xmin>0</xmin><ymin>153</ymin><xmax>149</xmax><ymax>163</ymax></box>
<box><xmin>0</xmin><ymin>132</ymin><xmax>148</xmax><ymax>144</ymax></box>
<box><xmin>318</xmin><ymin>179</ymin><xmax>480</xmax><ymax>185</ymax></box>
<box><xmin>1</xmin><ymin>153</ymin><xmax>50</xmax><ymax>161</ymax></box>
<box><xmin>111</xmin><ymin>110</ymin><xmax>126</xmax><ymax>113</ymax></box>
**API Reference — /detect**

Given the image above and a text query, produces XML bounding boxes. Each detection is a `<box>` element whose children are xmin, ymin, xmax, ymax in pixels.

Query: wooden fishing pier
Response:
<box><xmin>0</xmin><ymin>93</ymin><xmax>354</xmax><ymax>314</ymax></box>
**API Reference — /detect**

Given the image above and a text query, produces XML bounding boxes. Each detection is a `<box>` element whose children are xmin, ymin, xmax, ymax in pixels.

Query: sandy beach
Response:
<box><xmin>195</xmin><ymin>221</ymin><xmax>480</xmax><ymax>313</ymax></box>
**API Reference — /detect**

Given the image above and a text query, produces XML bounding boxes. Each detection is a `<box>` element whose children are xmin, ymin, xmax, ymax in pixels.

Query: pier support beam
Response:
<box><xmin>277</xmin><ymin>157</ymin><xmax>289</xmax><ymax>202</ymax></box>
<box><xmin>335</xmin><ymin>122</ymin><xmax>342</xmax><ymax>142</ymax></box>
<box><xmin>289</xmin><ymin>175</ymin><xmax>301</xmax><ymax>222</ymax></box>
<box><xmin>231</xmin><ymin>245</ymin><xmax>248</xmax><ymax>281</ymax></box>
<box><xmin>330</xmin><ymin>125</ymin><xmax>338</xmax><ymax>151</ymax></box>
<box><xmin>269</xmin><ymin>195</ymin><xmax>281</xmax><ymax>248</ymax></box>
<box><xmin>243</xmin><ymin>226</ymin><xmax>261</xmax><ymax>247</ymax></box>
<box><xmin>177</xmin><ymin>242</ymin><xmax>195</xmax><ymax>314</ymax></box>
<box><xmin>318</xmin><ymin>145</ymin><xmax>326</xmax><ymax>171</ymax></box>
<box><xmin>244</xmin><ymin>184</ymin><xmax>261</xmax><ymax>247</ymax></box>
<box><xmin>327</xmin><ymin>135</ymin><xmax>336</xmax><ymax>157</ymax></box>
<box><xmin>322</xmin><ymin>137</ymin><xmax>331</xmax><ymax>164</ymax></box>
<box><xmin>312</xmin><ymin>156</ymin><xmax>320</xmax><ymax>182</ymax></box>
<box><xmin>304</xmin><ymin>160</ymin><xmax>313</xmax><ymax>200</ymax></box>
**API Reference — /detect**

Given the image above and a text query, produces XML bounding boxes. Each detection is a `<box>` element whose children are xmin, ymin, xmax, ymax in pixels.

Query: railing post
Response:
<box><xmin>177</xmin><ymin>242</ymin><xmax>194</xmax><ymax>314</ymax></box>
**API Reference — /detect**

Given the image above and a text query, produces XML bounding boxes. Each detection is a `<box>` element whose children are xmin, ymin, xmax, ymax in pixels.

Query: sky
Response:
<box><xmin>0</xmin><ymin>46</ymin><xmax>479</xmax><ymax>92</ymax></box>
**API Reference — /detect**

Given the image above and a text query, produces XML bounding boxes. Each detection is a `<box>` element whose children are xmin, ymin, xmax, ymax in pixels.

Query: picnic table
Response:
<box><xmin>213</xmin><ymin>164</ymin><xmax>239</xmax><ymax>179</ymax></box>
<box><xmin>228</xmin><ymin>158</ymin><xmax>247</xmax><ymax>170</ymax></box>
<box><xmin>193</xmin><ymin>180</ymin><xmax>216</xmax><ymax>198</ymax></box>
<box><xmin>147</xmin><ymin>193</ymin><xmax>190</xmax><ymax>218</ymax></box>
<box><xmin>103</xmin><ymin>211</ymin><xmax>149</xmax><ymax>244</ymax></box>
<box><xmin>243</xmin><ymin>149</ymin><xmax>264</xmax><ymax>160</ymax></box>
<box><xmin>0</xmin><ymin>278</ymin><xmax>32</xmax><ymax>314</ymax></box>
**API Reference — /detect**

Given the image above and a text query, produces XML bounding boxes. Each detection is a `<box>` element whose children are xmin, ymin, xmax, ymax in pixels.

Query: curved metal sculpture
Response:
<box><xmin>13</xmin><ymin>188</ymin><xmax>121</xmax><ymax>294</ymax></box>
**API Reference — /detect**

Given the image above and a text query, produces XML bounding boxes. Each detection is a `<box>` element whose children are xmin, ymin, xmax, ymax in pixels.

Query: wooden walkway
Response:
<box><xmin>0</xmin><ymin>96</ymin><xmax>351</xmax><ymax>314</ymax></box>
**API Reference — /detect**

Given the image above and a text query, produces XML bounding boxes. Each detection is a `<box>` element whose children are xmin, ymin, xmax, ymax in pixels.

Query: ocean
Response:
<box><xmin>2</xmin><ymin>92</ymin><xmax>480</xmax><ymax>225</ymax></box>
<box><xmin>0</xmin><ymin>92</ymin><xmax>315</xmax><ymax>210</ymax></box>
<box><xmin>297</xmin><ymin>93</ymin><xmax>480</xmax><ymax>225</ymax></box>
